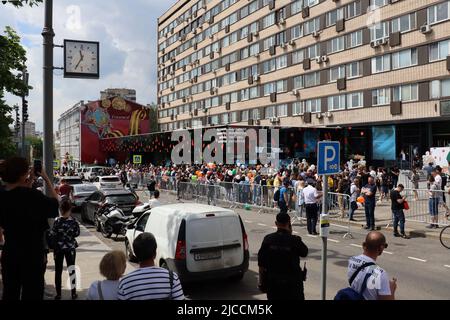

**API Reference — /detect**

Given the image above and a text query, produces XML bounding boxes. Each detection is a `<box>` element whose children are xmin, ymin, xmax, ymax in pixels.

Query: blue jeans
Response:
<box><xmin>364</xmin><ymin>201</ymin><xmax>376</xmax><ymax>228</ymax></box>
<box><xmin>429</xmin><ymin>198</ymin><xmax>439</xmax><ymax>216</ymax></box>
<box><xmin>392</xmin><ymin>209</ymin><xmax>405</xmax><ymax>234</ymax></box>
<box><xmin>349</xmin><ymin>201</ymin><xmax>357</xmax><ymax>220</ymax></box>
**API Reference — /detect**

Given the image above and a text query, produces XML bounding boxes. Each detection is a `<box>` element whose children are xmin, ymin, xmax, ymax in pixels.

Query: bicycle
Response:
<box><xmin>440</xmin><ymin>215</ymin><xmax>450</xmax><ymax>249</ymax></box>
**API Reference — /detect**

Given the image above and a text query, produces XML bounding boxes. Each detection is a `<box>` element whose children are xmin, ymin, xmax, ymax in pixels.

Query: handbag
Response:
<box><xmin>403</xmin><ymin>200</ymin><xmax>409</xmax><ymax>210</ymax></box>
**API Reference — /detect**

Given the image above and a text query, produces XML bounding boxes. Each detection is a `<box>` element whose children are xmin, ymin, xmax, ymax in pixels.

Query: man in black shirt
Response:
<box><xmin>0</xmin><ymin>157</ymin><xmax>59</xmax><ymax>300</ymax></box>
<box><xmin>258</xmin><ymin>213</ymin><xmax>308</xmax><ymax>300</ymax></box>
<box><xmin>362</xmin><ymin>177</ymin><xmax>377</xmax><ymax>231</ymax></box>
<box><xmin>390</xmin><ymin>184</ymin><xmax>408</xmax><ymax>239</ymax></box>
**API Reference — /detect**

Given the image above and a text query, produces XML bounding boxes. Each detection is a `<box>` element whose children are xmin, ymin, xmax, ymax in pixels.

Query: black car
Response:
<box><xmin>81</xmin><ymin>189</ymin><xmax>140</xmax><ymax>223</ymax></box>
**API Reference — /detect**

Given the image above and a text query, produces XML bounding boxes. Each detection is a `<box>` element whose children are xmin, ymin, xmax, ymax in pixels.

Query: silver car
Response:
<box><xmin>72</xmin><ymin>184</ymin><xmax>99</xmax><ymax>208</ymax></box>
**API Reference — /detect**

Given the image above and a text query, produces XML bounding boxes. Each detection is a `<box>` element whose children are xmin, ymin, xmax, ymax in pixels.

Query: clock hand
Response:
<box><xmin>75</xmin><ymin>57</ymin><xmax>83</xmax><ymax>70</ymax></box>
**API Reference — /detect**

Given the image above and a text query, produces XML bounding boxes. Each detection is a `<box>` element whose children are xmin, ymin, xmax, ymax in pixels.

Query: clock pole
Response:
<box><xmin>42</xmin><ymin>0</ymin><xmax>55</xmax><ymax>194</ymax></box>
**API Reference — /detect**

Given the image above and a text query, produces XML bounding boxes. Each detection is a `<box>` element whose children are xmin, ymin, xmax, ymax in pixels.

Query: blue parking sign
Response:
<box><xmin>318</xmin><ymin>141</ymin><xmax>340</xmax><ymax>175</ymax></box>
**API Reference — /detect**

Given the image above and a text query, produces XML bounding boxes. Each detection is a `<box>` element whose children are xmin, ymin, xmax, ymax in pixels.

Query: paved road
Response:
<box><xmin>76</xmin><ymin>191</ymin><xmax>450</xmax><ymax>300</ymax></box>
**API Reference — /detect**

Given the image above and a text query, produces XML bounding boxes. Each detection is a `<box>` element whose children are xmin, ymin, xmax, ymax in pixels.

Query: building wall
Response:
<box><xmin>156</xmin><ymin>0</ymin><xmax>450</xmax><ymax>132</ymax></box>
<box><xmin>100</xmin><ymin>88</ymin><xmax>137</xmax><ymax>102</ymax></box>
<box><xmin>58</xmin><ymin>104</ymin><xmax>81</xmax><ymax>165</ymax></box>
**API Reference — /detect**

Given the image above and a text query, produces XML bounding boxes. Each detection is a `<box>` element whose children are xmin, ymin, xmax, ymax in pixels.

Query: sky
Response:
<box><xmin>1</xmin><ymin>0</ymin><xmax>173</xmax><ymax>132</ymax></box>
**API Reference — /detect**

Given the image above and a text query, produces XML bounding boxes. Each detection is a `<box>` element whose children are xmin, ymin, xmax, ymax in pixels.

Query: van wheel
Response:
<box><xmin>125</xmin><ymin>240</ymin><xmax>137</xmax><ymax>263</ymax></box>
<box><xmin>230</xmin><ymin>272</ymin><xmax>244</xmax><ymax>282</ymax></box>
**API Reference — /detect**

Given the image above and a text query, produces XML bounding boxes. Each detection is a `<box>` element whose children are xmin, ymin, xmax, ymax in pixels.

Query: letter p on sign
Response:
<box><xmin>318</xmin><ymin>141</ymin><xmax>340</xmax><ymax>175</ymax></box>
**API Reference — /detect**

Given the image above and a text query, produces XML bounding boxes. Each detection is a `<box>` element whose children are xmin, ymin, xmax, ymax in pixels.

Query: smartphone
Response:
<box><xmin>34</xmin><ymin>160</ymin><xmax>42</xmax><ymax>177</ymax></box>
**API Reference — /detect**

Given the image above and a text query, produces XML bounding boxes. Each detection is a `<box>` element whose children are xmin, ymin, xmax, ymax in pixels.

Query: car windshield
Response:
<box><xmin>74</xmin><ymin>185</ymin><xmax>98</xmax><ymax>193</ymax></box>
<box><xmin>107</xmin><ymin>195</ymin><xmax>136</xmax><ymax>204</ymax></box>
<box><xmin>64</xmin><ymin>178</ymin><xmax>83</xmax><ymax>185</ymax></box>
<box><xmin>101</xmin><ymin>177</ymin><xmax>120</xmax><ymax>182</ymax></box>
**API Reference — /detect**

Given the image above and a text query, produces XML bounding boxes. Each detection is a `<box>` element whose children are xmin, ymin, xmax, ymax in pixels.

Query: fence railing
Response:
<box><xmin>402</xmin><ymin>189</ymin><xmax>449</xmax><ymax>226</ymax></box>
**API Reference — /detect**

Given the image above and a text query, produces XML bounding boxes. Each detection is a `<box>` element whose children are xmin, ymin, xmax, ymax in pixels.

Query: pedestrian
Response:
<box><xmin>409</xmin><ymin>168</ymin><xmax>420</xmax><ymax>201</ymax></box>
<box><xmin>390</xmin><ymin>184</ymin><xmax>409</xmax><ymax>239</ymax></box>
<box><xmin>303</xmin><ymin>182</ymin><xmax>322</xmax><ymax>235</ymax></box>
<box><xmin>148</xmin><ymin>190</ymin><xmax>162</xmax><ymax>208</ymax></box>
<box><xmin>58</xmin><ymin>178</ymin><xmax>73</xmax><ymax>200</ymax></box>
<box><xmin>0</xmin><ymin>157</ymin><xmax>59</xmax><ymax>300</ymax></box>
<box><xmin>50</xmin><ymin>199</ymin><xmax>80</xmax><ymax>300</ymax></box>
<box><xmin>118</xmin><ymin>233</ymin><xmax>184</xmax><ymax>300</ymax></box>
<box><xmin>258</xmin><ymin>213</ymin><xmax>308</xmax><ymax>300</ymax></box>
<box><xmin>362</xmin><ymin>177</ymin><xmax>377</xmax><ymax>231</ymax></box>
<box><xmin>147</xmin><ymin>175</ymin><xmax>156</xmax><ymax>198</ymax></box>
<box><xmin>277</xmin><ymin>180</ymin><xmax>290</xmax><ymax>214</ymax></box>
<box><xmin>427</xmin><ymin>176</ymin><xmax>440</xmax><ymax>229</ymax></box>
<box><xmin>391</xmin><ymin>166</ymin><xmax>400</xmax><ymax>188</ymax></box>
<box><xmin>295</xmin><ymin>180</ymin><xmax>306</xmax><ymax>221</ymax></box>
<box><xmin>86</xmin><ymin>251</ymin><xmax>127</xmax><ymax>300</ymax></box>
<box><xmin>349</xmin><ymin>178</ymin><xmax>360</xmax><ymax>221</ymax></box>
<box><xmin>346</xmin><ymin>231</ymin><xmax>397</xmax><ymax>300</ymax></box>
<box><xmin>435</xmin><ymin>166</ymin><xmax>450</xmax><ymax>216</ymax></box>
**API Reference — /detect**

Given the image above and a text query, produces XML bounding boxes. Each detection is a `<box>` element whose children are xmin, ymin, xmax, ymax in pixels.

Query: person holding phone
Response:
<box><xmin>0</xmin><ymin>157</ymin><xmax>59</xmax><ymax>300</ymax></box>
<box><xmin>258</xmin><ymin>213</ymin><xmax>309</xmax><ymax>300</ymax></box>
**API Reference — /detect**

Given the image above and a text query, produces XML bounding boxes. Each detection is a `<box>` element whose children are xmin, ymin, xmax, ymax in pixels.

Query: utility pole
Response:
<box><xmin>21</xmin><ymin>67</ymin><xmax>29</xmax><ymax>159</ymax></box>
<box><xmin>14</xmin><ymin>104</ymin><xmax>20</xmax><ymax>151</ymax></box>
<box><xmin>42</xmin><ymin>0</ymin><xmax>55</xmax><ymax>193</ymax></box>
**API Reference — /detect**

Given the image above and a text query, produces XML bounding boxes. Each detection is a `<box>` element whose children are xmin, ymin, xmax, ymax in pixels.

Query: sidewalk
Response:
<box><xmin>0</xmin><ymin>225</ymin><xmax>135</xmax><ymax>300</ymax></box>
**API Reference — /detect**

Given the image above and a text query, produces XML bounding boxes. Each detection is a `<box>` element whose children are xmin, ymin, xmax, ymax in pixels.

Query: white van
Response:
<box><xmin>125</xmin><ymin>203</ymin><xmax>249</xmax><ymax>283</ymax></box>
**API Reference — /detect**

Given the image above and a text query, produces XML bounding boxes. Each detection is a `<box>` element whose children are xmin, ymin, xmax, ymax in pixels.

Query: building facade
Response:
<box><xmin>18</xmin><ymin>121</ymin><xmax>36</xmax><ymax>140</ymax></box>
<box><xmin>100</xmin><ymin>88</ymin><xmax>137</xmax><ymax>102</ymax></box>
<box><xmin>156</xmin><ymin>0</ymin><xmax>450</xmax><ymax>163</ymax></box>
<box><xmin>58</xmin><ymin>101</ymin><xmax>83</xmax><ymax>167</ymax></box>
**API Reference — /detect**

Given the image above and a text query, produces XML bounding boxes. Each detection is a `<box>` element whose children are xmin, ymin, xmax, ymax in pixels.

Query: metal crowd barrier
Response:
<box><xmin>402</xmin><ymin>189</ymin><xmax>449</xmax><ymax>226</ymax></box>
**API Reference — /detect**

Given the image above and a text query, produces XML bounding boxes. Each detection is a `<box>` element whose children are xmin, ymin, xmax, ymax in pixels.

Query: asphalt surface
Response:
<box><xmin>75</xmin><ymin>191</ymin><xmax>450</xmax><ymax>300</ymax></box>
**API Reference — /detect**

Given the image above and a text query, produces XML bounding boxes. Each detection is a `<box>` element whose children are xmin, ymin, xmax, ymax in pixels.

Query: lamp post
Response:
<box><xmin>42</xmin><ymin>0</ymin><xmax>55</xmax><ymax>192</ymax></box>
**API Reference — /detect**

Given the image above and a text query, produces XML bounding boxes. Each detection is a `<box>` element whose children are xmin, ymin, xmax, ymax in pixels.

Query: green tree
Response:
<box><xmin>26</xmin><ymin>136</ymin><xmax>43</xmax><ymax>159</ymax></box>
<box><xmin>1</xmin><ymin>0</ymin><xmax>42</xmax><ymax>7</ymax></box>
<box><xmin>148</xmin><ymin>103</ymin><xmax>159</xmax><ymax>133</ymax></box>
<box><xmin>0</xmin><ymin>27</ymin><xmax>29</xmax><ymax>159</ymax></box>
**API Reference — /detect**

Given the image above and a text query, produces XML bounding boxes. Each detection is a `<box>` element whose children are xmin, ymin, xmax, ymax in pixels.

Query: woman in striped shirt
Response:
<box><xmin>118</xmin><ymin>233</ymin><xmax>184</xmax><ymax>300</ymax></box>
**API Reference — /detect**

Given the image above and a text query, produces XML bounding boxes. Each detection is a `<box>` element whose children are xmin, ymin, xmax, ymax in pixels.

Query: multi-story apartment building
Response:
<box><xmin>157</xmin><ymin>0</ymin><xmax>450</xmax><ymax>163</ymax></box>
<box><xmin>58</xmin><ymin>101</ymin><xmax>83</xmax><ymax>167</ymax></box>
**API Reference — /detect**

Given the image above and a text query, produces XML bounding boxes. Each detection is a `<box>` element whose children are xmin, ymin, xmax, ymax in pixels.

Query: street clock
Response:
<box><xmin>64</xmin><ymin>39</ymin><xmax>99</xmax><ymax>79</ymax></box>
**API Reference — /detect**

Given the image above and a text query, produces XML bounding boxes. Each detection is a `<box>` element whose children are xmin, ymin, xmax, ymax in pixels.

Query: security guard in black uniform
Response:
<box><xmin>258</xmin><ymin>213</ymin><xmax>308</xmax><ymax>300</ymax></box>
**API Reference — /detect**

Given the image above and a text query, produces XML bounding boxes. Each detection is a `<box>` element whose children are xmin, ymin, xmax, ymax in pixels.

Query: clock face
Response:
<box><xmin>64</xmin><ymin>40</ymin><xmax>99</xmax><ymax>78</ymax></box>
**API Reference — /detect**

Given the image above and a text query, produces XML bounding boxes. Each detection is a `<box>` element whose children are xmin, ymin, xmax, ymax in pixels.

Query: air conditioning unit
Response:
<box><xmin>270</xmin><ymin>117</ymin><xmax>280</xmax><ymax>124</ymax></box>
<box><xmin>312</xmin><ymin>31</ymin><xmax>321</xmax><ymax>38</ymax></box>
<box><xmin>420</xmin><ymin>24</ymin><xmax>432</xmax><ymax>34</ymax></box>
<box><xmin>254</xmin><ymin>52</ymin><xmax>260</xmax><ymax>58</ymax></box>
<box><xmin>212</xmin><ymin>87</ymin><xmax>218</xmax><ymax>94</ymax></box>
<box><xmin>280</xmin><ymin>42</ymin><xmax>287</xmax><ymax>49</ymax></box>
<box><xmin>209</xmin><ymin>34</ymin><xmax>214</xmax><ymax>39</ymax></box>
<box><xmin>316</xmin><ymin>113</ymin><xmax>323</xmax><ymax>119</ymax></box>
<box><xmin>380</xmin><ymin>37</ymin><xmax>389</xmax><ymax>45</ymax></box>
<box><xmin>370</xmin><ymin>40</ymin><xmax>380</xmax><ymax>48</ymax></box>
<box><xmin>321</xmin><ymin>55</ymin><xmax>329</xmax><ymax>63</ymax></box>
<box><xmin>253</xmin><ymin>75</ymin><xmax>260</xmax><ymax>82</ymax></box>
<box><xmin>190</xmin><ymin>79</ymin><xmax>195</xmax><ymax>84</ymax></box>
<box><xmin>292</xmin><ymin>89</ymin><xmax>300</xmax><ymax>97</ymax></box>
<box><xmin>315</xmin><ymin>56</ymin><xmax>322</xmax><ymax>64</ymax></box>
<box><xmin>289</xmin><ymin>39</ymin><xmax>296</xmax><ymax>46</ymax></box>
<box><xmin>214</xmin><ymin>47</ymin><xmax>221</xmax><ymax>53</ymax></box>
<box><xmin>253</xmin><ymin>31</ymin><xmax>259</xmax><ymax>37</ymax></box>
<box><xmin>279</xmin><ymin>17</ymin><xmax>286</xmax><ymax>25</ymax></box>
<box><xmin>325</xmin><ymin>112</ymin><xmax>332</xmax><ymax>118</ymax></box>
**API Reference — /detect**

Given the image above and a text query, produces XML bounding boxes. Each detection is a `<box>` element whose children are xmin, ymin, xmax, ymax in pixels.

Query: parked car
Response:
<box><xmin>93</xmin><ymin>175</ymin><xmax>123</xmax><ymax>190</ymax></box>
<box><xmin>85</xmin><ymin>166</ymin><xmax>108</xmax><ymax>182</ymax></box>
<box><xmin>81</xmin><ymin>189</ymin><xmax>140</xmax><ymax>223</ymax></box>
<box><xmin>72</xmin><ymin>184</ymin><xmax>99</xmax><ymax>208</ymax></box>
<box><xmin>125</xmin><ymin>203</ymin><xmax>249</xmax><ymax>283</ymax></box>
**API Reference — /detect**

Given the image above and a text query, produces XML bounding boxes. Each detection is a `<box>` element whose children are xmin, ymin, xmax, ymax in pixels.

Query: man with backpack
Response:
<box><xmin>335</xmin><ymin>231</ymin><xmax>396</xmax><ymax>300</ymax></box>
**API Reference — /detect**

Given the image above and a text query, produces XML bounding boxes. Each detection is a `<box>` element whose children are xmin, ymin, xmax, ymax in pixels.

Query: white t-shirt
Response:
<box><xmin>86</xmin><ymin>280</ymin><xmax>120</xmax><ymax>300</ymax></box>
<box><xmin>350</xmin><ymin>184</ymin><xmax>359</xmax><ymax>202</ymax></box>
<box><xmin>347</xmin><ymin>255</ymin><xmax>391</xmax><ymax>300</ymax></box>
<box><xmin>303</xmin><ymin>185</ymin><xmax>319</xmax><ymax>204</ymax></box>
<box><xmin>148</xmin><ymin>198</ymin><xmax>162</xmax><ymax>208</ymax></box>
<box><xmin>434</xmin><ymin>174</ymin><xmax>442</xmax><ymax>190</ymax></box>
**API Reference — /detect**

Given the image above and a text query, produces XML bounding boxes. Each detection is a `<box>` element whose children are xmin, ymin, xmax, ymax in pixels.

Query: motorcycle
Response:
<box><xmin>95</xmin><ymin>203</ymin><xmax>134</xmax><ymax>239</ymax></box>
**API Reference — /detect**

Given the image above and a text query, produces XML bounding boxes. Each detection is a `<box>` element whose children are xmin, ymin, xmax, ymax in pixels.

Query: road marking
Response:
<box><xmin>307</xmin><ymin>234</ymin><xmax>318</xmax><ymax>238</ymax></box>
<box><xmin>350</xmin><ymin>244</ymin><xmax>361</xmax><ymax>248</ymax></box>
<box><xmin>408</xmin><ymin>256</ymin><xmax>427</xmax><ymax>263</ymax></box>
<box><xmin>257</xmin><ymin>223</ymin><xmax>267</xmax><ymax>227</ymax></box>
<box><xmin>383</xmin><ymin>251</ymin><xmax>394</xmax><ymax>255</ymax></box>
<box><xmin>245</xmin><ymin>220</ymin><xmax>253</xmax><ymax>223</ymax></box>
<box><xmin>328</xmin><ymin>239</ymin><xmax>340</xmax><ymax>243</ymax></box>
<box><xmin>330</xmin><ymin>224</ymin><xmax>349</xmax><ymax>229</ymax></box>
<box><xmin>293</xmin><ymin>231</ymin><xmax>299</xmax><ymax>235</ymax></box>
<box><xmin>444</xmin><ymin>265</ymin><xmax>450</xmax><ymax>268</ymax></box>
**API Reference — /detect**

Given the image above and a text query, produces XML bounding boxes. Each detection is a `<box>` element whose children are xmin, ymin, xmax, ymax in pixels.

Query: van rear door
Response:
<box><xmin>185</xmin><ymin>213</ymin><xmax>244</xmax><ymax>273</ymax></box>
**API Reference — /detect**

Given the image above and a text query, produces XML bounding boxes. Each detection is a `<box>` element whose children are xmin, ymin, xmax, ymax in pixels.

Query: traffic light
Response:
<box><xmin>22</xmin><ymin>98</ymin><xmax>29</xmax><ymax>123</ymax></box>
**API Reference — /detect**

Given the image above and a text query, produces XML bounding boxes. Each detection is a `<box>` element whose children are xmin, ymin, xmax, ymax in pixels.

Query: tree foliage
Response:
<box><xmin>148</xmin><ymin>103</ymin><xmax>159</xmax><ymax>133</ymax></box>
<box><xmin>26</xmin><ymin>136</ymin><xmax>43</xmax><ymax>159</ymax></box>
<box><xmin>1</xmin><ymin>0</ymin><xmax>43</xmax><ymax>7</ymax></box>
<box><xmin>0</xmin><ymin>27</ymin><xmax>28</xmax><ymax>159</ymax></box>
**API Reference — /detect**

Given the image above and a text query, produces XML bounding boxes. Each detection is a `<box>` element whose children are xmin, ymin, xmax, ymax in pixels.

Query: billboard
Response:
<box><xmin>80</xmin><ymin>97</ymin><xmax>150</xmax><ymax>164</ymax></box>
<box><xmin>430</xmin><ymin>147</ymin><xmax>450</xmax><ymax>174</ymax></box>
<box><xmin>372</xmin><ymin>126</ymin><xmax>396</xmax><ymax>161</ymax></box>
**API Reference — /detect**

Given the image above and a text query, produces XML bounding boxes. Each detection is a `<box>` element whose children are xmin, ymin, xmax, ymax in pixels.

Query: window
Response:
<box><xmin>251</xmin><ymin>108</ymin><xmax>260</xmax><ymax>120</ymax></box>
<box><xmin>347</xmin><ymin>1</ymin><xmax>361</xmax><ymax>19</ymax></box>
<box><xmin>391</xmin><ymin>13</ymin><xmax>416</xmax><ymax>33</ymax></box>
<box><xmin>304</xmin><ymin>99</ymin><xmax>321</xmax><ymax>113</ymax></box>
<box><xmin>291</xmin><ymin>0</ymin><xmax>303</xmax><ymax>15</ymax></box>
<box><xmin>392</xmin><ymin>48</ymin><xmax>417</xmax><ymax>70</ymax></box>
<box><xmin>371</xmin><ymin>54</ymin><xmax>391</xmax><ymax>73</ymax></box>
<box><xmin>263</xmin><ymin>36</ymin><xmax>276</xmax><ymax>51</ymax></box>
<box><xmin>372</xmin><ymin>88</ymin><xmax>391</xmax><ymax>106</ymax></box>
<box><xmin>428</xmin><ymin>1</ymin><xmax>450</xmax><ymax>25</ymax></box>
<box><xmin>265</xmin><ymin>106</ymin><xmax>275</xmax><ymax>118</ymax></box>
<box><xmin>328</xmin><ymin>95</ymin><xmax>346</xmax><ymax>111</ymax></box>
<box><xmin>304</xmin><ymin>72</ymin><xmax>320</xmax><ymax>87</ymax></box>
<box><xmin>276</xmin><ymin>55</ymin><xmax>288</xmax><ymax>69</ymax></box>
<box><xmin>249</xmin><ymin>43</ymin><xmax>260</xmax><ymax>56</ymax></box>
<box><xmin>262</xmin><ymin>59</ymin><xmax>276</xmax><ymax>74</ymax></box>
<box><xmin>262</xmin><ymin>13</ymin><xmax>276</xmax><ymax>29</ymax></box>
<box><xmin>327</xmin><ymin>36</ymin><xmax>345</xmax><ymax>54</ymax></box>
<box><xmin>293</xmin><ymin>76</ymin><xmax>304</xmax><ymax>89</ymax></box>
<box><xmin>347</xmin><ymin>92</ymin><xmax>363</xmax><ymax>109</ymax></box>
<box><xmin>370</xmin><ymin>0</ymin><xmax>388</xmax><ymax>8</ymax></box>
<box><xmin>230</xmin><ymin>111</ymin><xmax>238</xmax><ymax>123</ymax></box>
<box><xmin>303</xmin><ymin>17</ymin><xmax>320</xmax><ymax>35</ymax></box>
<box><xmin>348</xmin><ymin>30</ymin><xmax>362</xmax><ymax>48</ymax></box>
<box><xmin>429</xmin><ymin>40</ymin><xmax>450</xmax><ymax>62</ymax></box>
<box><xmin>393</xmin><ymin>84</ymin><xmax>418</xmax><ymax>102</ymax></box>
<box><xmin>292</xmin><ymin>50</ymin><xmax>304</xmax><ymax>64</ymax></box>
<box><xmin>250</xmin><ymin>86</ymin><xmax>259</xmax><ymax>99</ymax></box>
<box><xmin>326</xmin><ymin>8</ymin><xmax>344</xmax><ymax>27</ymax></box>
<box><xmin>431</xmin><ymin>79</ymin><xmax>450</xmax><ymax>98</ymax></box>
<box><xmin>292</xmin><ymin>102</ymin><xmax>303</xmax><ymax>115</ymax></box>
<box><xmin>264</xmin><ymin>82</ymin><xmax>275</xmax><ymax>96</ymax></box>
<box><xmin>241</xmin><ymin>110</ymin><xmax>249</xmax><ymax>121</ymax></box>
<box><xmin>276</xmin><ymin>80</ymin><xmax>288</xmax><ymax>93</ymax></box>
<box><xmin>370</xmin><ymin>21</ymin><xmax>389</xmax><ymax>41</ymax></box>
<box><xmin>346</xmin><ymin>62</ymin><xmax>360</xmax><ymax>78</ymax></box>
<box><xmin>329</xmin><ymin>65</ymin><xmax>345</xmax><ymax>82</ymax></box>
<box><xmin>277</xmin><ymin>104</ymin><xmax>288</xmax><ymax>117</ymax></box>
<box><xmin>291</xmin><ymin>25</ymin><xmax>303</xmax><ymax>40</ymax></box>
<box><xmin>241</xmin><ymin>88</ymin><xmax>250</xmax><ymax>101</ymax></box>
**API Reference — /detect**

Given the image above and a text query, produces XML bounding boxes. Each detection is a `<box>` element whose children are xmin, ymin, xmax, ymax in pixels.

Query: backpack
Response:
<box><xmin>334</xmin><ymin>262</ymin><xmax>375</xmax><ymax>300</ymax></box>
<box><xmin>274</xmin><ymin>189</ymin><xmax>280</xmax><ymax>202</ymax></box>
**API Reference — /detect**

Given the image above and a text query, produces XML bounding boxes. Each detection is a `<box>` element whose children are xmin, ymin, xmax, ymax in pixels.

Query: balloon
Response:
<box><xmin>357</xmin><ymin>196</ymin><xmax>365</xmax><ymax>204</ymax></box>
